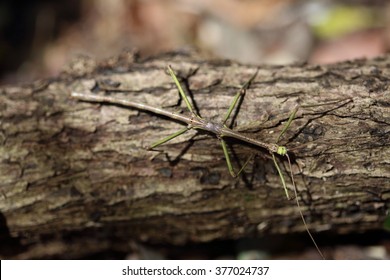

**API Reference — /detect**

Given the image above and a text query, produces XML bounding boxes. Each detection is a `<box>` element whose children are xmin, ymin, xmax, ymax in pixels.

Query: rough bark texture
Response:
<box><xmin>1</xmin><ymin>50</ymin><xmax>389</xmax><ymax>258</ymax></box>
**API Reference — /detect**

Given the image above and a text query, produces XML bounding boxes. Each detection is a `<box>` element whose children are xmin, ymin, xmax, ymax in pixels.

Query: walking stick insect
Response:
<box><xmin>71</xmin><ymin>65</ymin><xmax>324</xmax><ymax>259</ymax></box>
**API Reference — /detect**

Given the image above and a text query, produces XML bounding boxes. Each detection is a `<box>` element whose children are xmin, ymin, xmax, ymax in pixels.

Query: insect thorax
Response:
<box><xmin>204</xmin><ymin>122</ymin><xmax>223</xmax><ymax>135</ymax></box>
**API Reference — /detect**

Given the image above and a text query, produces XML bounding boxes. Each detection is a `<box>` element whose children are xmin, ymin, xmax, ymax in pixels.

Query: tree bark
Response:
<box><xmin>1</xmin><ymin>50</ymin><xmax>389</xmax><ymax>258</ymax></box>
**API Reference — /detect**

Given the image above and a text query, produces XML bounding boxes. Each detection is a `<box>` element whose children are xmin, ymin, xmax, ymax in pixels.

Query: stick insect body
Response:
<box><xmin>71</xmin><ymin>67</ymin><xmax>288</xmax><ymax>176</ymax></box>
<box><xmin>71</xmin><ymin>66</ymin><xmax>324</xmax><ymax>259</ymax></box>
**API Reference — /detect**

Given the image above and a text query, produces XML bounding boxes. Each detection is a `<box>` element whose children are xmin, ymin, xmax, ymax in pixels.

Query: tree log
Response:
<box><xmin>0</xmin><ymin>51</ymin><xmax>389</xmax><ymax>258</ymax></box>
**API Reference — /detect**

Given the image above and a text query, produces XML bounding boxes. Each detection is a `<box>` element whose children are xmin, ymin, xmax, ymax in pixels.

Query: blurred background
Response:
<box><xmin>1</xmin><ymin>0</ymin><xmax>390</xmax><ymax>259</ymax></box>
<box><xmin>1</xmin><ymin>0</ymin><xmax>390</xmax><ymax>84</ymax></box>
